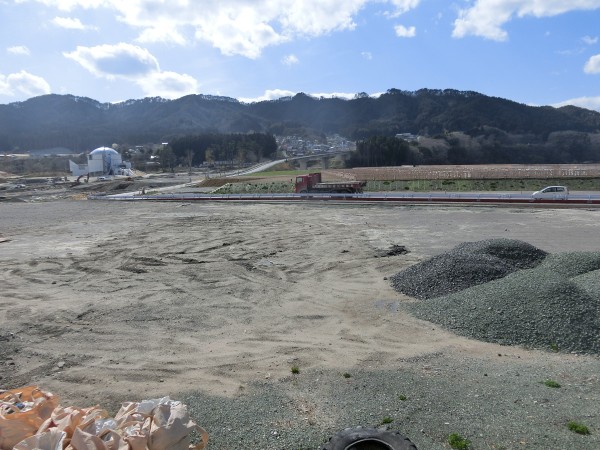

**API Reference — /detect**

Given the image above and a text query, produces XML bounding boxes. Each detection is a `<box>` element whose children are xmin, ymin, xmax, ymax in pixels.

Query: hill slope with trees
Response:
<box><xmin>1</xmin><ymin>89</ymin><xmax>599</xmax><ymax>165</ymax></box>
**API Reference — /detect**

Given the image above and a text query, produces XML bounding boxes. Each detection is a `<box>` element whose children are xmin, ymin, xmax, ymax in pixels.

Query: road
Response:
<box><xmin>92</xmin><ymin>190</ymin><xmax>600</xmax><ymax>206</ymax></box>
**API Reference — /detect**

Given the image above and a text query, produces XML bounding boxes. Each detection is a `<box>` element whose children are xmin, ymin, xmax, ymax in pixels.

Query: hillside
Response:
<box><xmin>1</xmin><ymin>89</ymin><xmax>599</xmax><ymax>153</ymax></box>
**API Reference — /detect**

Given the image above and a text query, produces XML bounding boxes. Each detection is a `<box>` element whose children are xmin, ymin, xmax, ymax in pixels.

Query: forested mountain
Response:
<box><xmin>1</xmin><ymin>89</ymin><xmax>599</xmax><ymax>159</ymax></box>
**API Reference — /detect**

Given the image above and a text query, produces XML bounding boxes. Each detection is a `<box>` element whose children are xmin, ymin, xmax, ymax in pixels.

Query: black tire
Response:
<box><xmin>322</xmin><ymin>427</ymin><xmax>418</xmax><ymax>450</ymax></box>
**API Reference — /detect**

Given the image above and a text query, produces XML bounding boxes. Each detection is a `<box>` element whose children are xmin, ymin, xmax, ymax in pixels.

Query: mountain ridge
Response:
<box><xmin>1</xmin><ymin>89</ymin><xmax>599</xmax><ymax>153</ymax></box>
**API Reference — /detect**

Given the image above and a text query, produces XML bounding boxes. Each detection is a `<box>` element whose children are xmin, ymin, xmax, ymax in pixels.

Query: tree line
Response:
<box><xmin>348</xmin><ymin>131</ymin><xmax>600</xmax><ymax>167</ymax></box>
<box><xmin>160</xmin><ymin>132</ymin><xmax>277</xmax><ymax>170</ymax></box>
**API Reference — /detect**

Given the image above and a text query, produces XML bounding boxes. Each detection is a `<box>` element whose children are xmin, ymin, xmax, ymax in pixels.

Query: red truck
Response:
<box><xmin>294</xmin><ymin>172</ymin><xmax>366</xmax><ymax>194</ymax></box>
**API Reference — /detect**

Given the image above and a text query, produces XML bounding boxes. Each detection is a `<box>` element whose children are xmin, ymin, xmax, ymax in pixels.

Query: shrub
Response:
<box><xmin>448</xmin><ymin>433</ymin><xmax>471</xmax><ymax>449</ymax></box>
<box><xmin>543</xmin><ymin>379</ymin><xmax>561</xmax><ymax>388</ymax></box>
<box><xmin>567</xmin><ymin>421</ymin><xmax>590</xmax><ymax>435</ymax></box>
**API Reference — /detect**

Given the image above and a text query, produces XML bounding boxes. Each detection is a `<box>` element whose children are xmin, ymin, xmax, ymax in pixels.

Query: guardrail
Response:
<box><xmin>88</xmin><ymin>192</ymin><xmax>600</xmax><ymax>206</ymax></box>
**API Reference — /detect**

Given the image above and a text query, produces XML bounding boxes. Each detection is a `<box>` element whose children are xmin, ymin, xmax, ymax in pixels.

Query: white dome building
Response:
<box><xmin>69</xmin><ymin>147</ymin><xmax>132</xmax><ymax>177</ymax></box>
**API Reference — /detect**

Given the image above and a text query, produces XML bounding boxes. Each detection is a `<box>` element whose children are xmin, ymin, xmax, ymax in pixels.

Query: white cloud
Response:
<box><xmin>361</xmin><ymin>51</ymin><xmax>372</xmax><ymax>60</ymax></box>
<box><xmin>190</xmin><ymin>6</ymin><xmax>288</xmax><ymax>58</ymax></box>
<box><xmin>395</xmin><ymin>24</ymin><xmax>416</xmax><ymax>38</ymax></box>
<box><xmin>386</xmin><ymin>0</ymin><xmax>421</xmax><ymax>18</ymax></box>
<box><xmin>25</xmin><ymin>1</ymin><xmax>422</xmax><ymax>58</ymax></box>
<box><xmin>136</xmin><ymin>71</ymin><xmax>198</xmax><ymax>99</ymax></box>
<box><xmin>63</xmin><ymin>43</ymin><xmax>160</xmax><ymax>79</ymax></box>
<box><xmin>553</xmin><ymin>96</ymin><xmax>600</xmax><ymax>112</ymax></box>
<box><xmin>238</xmin><ymin>89</ymin><xmax>297</xmax><ymax>103</ymax></box>
<box><xmin>28</xmin><ymin>0</ymin><xmax>108</xmax><ymax>10</ymax></box>
<box><xmin>63</xmin><ymin>43</ymin><xmax>198</xmax><ymax>98</ymax></box>
<box><xmin>135</xmin><ymin>27</ymin><xmax>187</xmax><ymax>45</ymax></box>
<box><xmin>584</xmin><ymin>54</ymin><xmax>600</xmax><ymax>74</ymax></box>
<box><xmin>582</xmin><ymin>35</ymin><xmax>599</xmax><ymax>45</ymax></box>
<box><xmin>282</xmin><ymin>54</ymin><xmax>299</xmax><ymax>66</ymax></box>
<box><xmin>7</xmin><ymin>46</ymin><xmax>30</xmax><ymax>56</ymax></box>
<box><xmin>239</xmin><ymin>89</ymin><xmax>360</xmax><ymax>103</ymax></box>
<box><xmin>52</xmin><ymin>16</ymin><xmax>91</xmax><ymax>29</ymax></box>
<box><xmin>453</xmin><ymin>0</ymin><xmax>600</xmax><ymax>41</ymax></box>
<box><xmin>0</xmin><ymin>70</ymin><xmax>51</xmax><ymax>97</ymax></box>
<box><xmin>390</xmin><ymin>0</ymin><xmax>421</xmax><ymax>12</ymax></box>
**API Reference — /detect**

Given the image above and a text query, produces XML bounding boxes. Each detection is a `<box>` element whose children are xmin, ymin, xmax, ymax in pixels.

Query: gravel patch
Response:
<box><xmin>183</xmin><ymin>353</ymin><xmax>600</xmax><ymax>450</ymax></box>
<box><xmin>392</xmin><ymin>240</ymin><xmax>600</xmax><ymax>355</ymax></box>
<box><xmin>390</xmin><ymin>239</ymin><xmax>547</xmax><ymax>300</ymax></box>
<box><xmin>541</xmin><ymin>252</ymin><xmax>600</xmax><ymax>277</ymax></box>
<box><xmin>573</xmin><ymin>269</ymin><xmax>600</xmax><ymax>296</ymax></box>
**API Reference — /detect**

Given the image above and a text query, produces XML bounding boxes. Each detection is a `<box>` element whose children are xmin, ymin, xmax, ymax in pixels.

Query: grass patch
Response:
<box><xmin>398</xmin><ymin>394</ymin><xmax>407</xmax><ymax>401</ymax></box>
<box><xmin>542</xmin><ymin>379</ymin><xmax>561</xmax><ymax>388</ymax></box>
<box><xmin>365</xmin><ymin>177</ymin><xmax>600</xmax><ymax>193</ymax></box>
<box><xmin>342</xmin><ymin>372</ymin><xmax>351</xmax><ymax>378</ymax></box>
<box><xmin>567</xmin><ymin>421</ymin><xmax>590</xmax><ymax>435</ymax></box>
<box><xmin>448</xmin><ymin>433</ymin><xmax>471</xmax><ymax>450</ymax></box>
<box><xmin>214</xmin><ymin>181</ymin><xmax>294</xmax><ymax>194</ymax></box>
<box><xmin>291</xmin><ymin>365</ymin><xmax>300</xmax><ymax>374</ymax></box>
<box><xmin>215</xmin><ymin>175</ymin><xmax>600</xmax><ymax>194</ymax></box>
<box><xmin>380</xmin><ymin>417</ymin><xmax>393</xmax><ymax>425</ymax></box>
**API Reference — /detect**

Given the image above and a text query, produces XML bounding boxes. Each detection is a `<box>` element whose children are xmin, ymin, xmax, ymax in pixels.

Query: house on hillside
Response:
<box><xmin>69</xmin><ymin>147</ymin><xmax>132</xmax><ymax>177</ymax></box>
<box><xmin>395</xmin><ymin>133</ymin><xmax>419</xmax><ymax>142</ymax></box>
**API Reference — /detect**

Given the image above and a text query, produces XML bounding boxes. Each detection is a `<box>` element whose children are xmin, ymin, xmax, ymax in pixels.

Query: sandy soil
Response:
<box><xmin>1</xmin><ymin>199</ymin><xmax>599</xmax><ymax>447</ymax></box>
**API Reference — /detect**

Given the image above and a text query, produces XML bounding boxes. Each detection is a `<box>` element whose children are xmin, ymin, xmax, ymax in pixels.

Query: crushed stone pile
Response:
<box><xmin>390</xmin><ymin>239</ymin><xmax>548</xmax><ymax>300</ymax></box>
<box><xmin>392</xmin><ymin>241</ymin><xmax>600</xmax><ymax>354</ymax></box>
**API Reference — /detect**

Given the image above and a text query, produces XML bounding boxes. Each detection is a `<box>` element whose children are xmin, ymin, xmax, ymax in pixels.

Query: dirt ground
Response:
<box><xmin>1</xmin><ymin>199</ymin><xmax>599</xmax><ymax>447</ymax></box>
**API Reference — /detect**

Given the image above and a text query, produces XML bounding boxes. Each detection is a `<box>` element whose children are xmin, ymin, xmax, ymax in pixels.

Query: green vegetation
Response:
<box><xmin>0</xmin><ymin>156</ymin><xmax>72</xmax><ymax>177</ymax></box>
<box><xmin>214</xmin><ymin>176</ymin><xmax>600</xmax><ymax>195</ymax></box>
<box><xmin>398</xmin><ymin>394</ymin><xmax>407</xmax><ymax>401</ymax></box>
<box><xmin>348</xmin><ymin>136</ymin><xmax>415</xmax><ymax>167</ymax></box>
<box><xmin>567</xmin><ymin>421</ymin><xmax>590</xmax><ymax>435</ymax></box>
<box><xmin>168</xmin><ymin>132</ymin><xmax>278</xmax><ymax>170</ymax></box>
<box><xmin>380</xmin><ymin>417</ymin><xmax>393</xmax><ymax>425</ymax></box>
<box><xmin>214</xmin><ymin>181</ymin><xmax>294</xmax><ymax>194</ymax></box>
<box><xmin>542</xmin><ymin>379</ymin><xmax>561</xmax><ymax>388</ymax></box>
<box><xmin>291</xmin><ymin>365</ymin><xmax>300</xmax><ymax>374</ymax></box>
<box><xmin>364</xmin><ymin>177</ymin><xmax>600</xmax><ymax>193</ymax></box>
<box><xmin>342</xmin><ymin>372</ymin><xmax>352</xmax><ymax>378</ymax></box>
<box><xmin>448</xmin><ymin>433</ymin><xmax>471</xmax><ymax>450</ymax></box>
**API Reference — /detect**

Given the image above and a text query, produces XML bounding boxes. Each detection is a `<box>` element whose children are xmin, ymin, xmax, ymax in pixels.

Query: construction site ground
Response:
<box><xmin>0</xmin><ymin>197</ymin><xmax>599</xmax><ymax>449</ymax></box>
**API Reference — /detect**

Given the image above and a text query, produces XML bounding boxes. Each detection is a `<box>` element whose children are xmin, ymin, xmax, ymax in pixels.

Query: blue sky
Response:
<box><xmin>2</xmin><ymin>0</ymin><xmax>600</xmax><ymax>111</ymax></box>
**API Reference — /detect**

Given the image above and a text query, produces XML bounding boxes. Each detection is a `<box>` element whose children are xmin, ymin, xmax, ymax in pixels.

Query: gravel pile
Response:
<box><xmin>573</xmin><ymin>269</ymin><xmax>600</xmax><ymax>296</ymax></box>
<box><xmin>390</xmin><ymin>239</ymin><xmax>548</xmax><ymax>300</ymax></box>
<box><xmin>395</xmin><ymin>243</ymin><xmax>600</xmax><ymax>354</ymax></box>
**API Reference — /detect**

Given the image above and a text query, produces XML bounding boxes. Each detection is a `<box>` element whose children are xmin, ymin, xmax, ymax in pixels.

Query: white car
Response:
<box><xmin>532</xmin><ymin>186</ymin><xmax>569</xmax><ymax>199</ymax></box>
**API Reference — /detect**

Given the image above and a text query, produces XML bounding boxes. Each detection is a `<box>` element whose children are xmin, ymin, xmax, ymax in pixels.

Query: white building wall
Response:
<box><xmin>70</xmin><ymin>147</ymin><xmax>132</xmax><ymax>177</ymax></box>
<box><xmin>69</xmin><ymin>160</ymin><xmax>88</xmax><ymax>176</ymax></box>
<box><xmin>87</xmin><ymin>158</ymin><xmax>105</xmax><ymax>175</ymax></box>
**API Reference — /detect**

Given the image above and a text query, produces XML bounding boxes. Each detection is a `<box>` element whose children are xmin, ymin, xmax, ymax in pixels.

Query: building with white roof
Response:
<box><xmin>69</xmin><ymin>147</ymin><xmax>132</xmax><ymax>177</ymax></box>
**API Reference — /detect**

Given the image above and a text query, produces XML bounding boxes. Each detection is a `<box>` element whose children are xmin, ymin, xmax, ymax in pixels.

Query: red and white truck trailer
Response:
<box><xmin>294</xmin><ymin>173</ymin><xmax>366</xmax><ymax>194</ymax></box>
